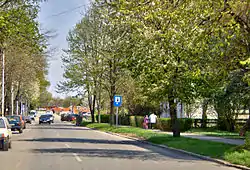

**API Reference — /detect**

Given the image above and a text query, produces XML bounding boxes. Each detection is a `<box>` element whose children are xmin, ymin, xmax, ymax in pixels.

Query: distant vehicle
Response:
<box><xmin>46</xmin><ymin>111</ymin><xmax>53</xmax><ymax>115</ymax></box>
<box><xmin>82</xmin><ymin>112</ymin><xmax>91</xmax><ymax>117</ymax></box>
<box><xmin>6</xmin><ymin>115</ymin><xmax>24</xmax><ymax>133</ymax></box>
<box><xmin>0</xmin><ymin>117</ymin><xmax>12</xmax><ymax>151</ymax></box>
<box><xmin>61</xmin><ymin>113</ymin><xmax>68</xmax><ymax>121</ymax></box>
<box><xmin>46</xmin><ymin>114</ymin><xmax>54</xmax><ymax>123</ymax></box>
<box><xmin>24</xmin><ymin>116</ymin><xmax>32</xmax><ymax>124</ymax></box>
<box><xmin>60</xmin><ymin>111</ymin><xmax>69</xmax><ymax>116</ymax></box>
<box><xmin>39</xmin><ymin>114</ymin><xmax>52</xmax><ymax>124</ymax></box>
<box><xmin>29</xmin><ymin>110</ymin><xmax>37</xmax><ymax>119</ymax></box>
<box><xmin>66</xmin><ymin>114</ymin><xmax>77</xmax><ymax>122</ymax></box>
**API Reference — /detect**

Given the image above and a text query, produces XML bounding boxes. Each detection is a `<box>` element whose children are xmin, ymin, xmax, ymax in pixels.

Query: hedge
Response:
<box><xmin>95</xmin><ymin>114</ymin><xmax>130</xmax><ymax>125</ymax></box>
<box><xmin>95</xmin><ymin>114</ymin><xmax>193</xmax><ymax>132</ymax></box>
<box><xmin>130</xmin><ymin>116</ymin><xmax>144</xmax><ymax>128</ymax></box>
<box><xmin>95</xmin><ymin>114</ymin><xmax>110</xmax><ymax>123</ymax></box>
<box><xmin>156</xmin><ymin>118</ymin><xmax>193</xmax><ymax>132</ymax></box>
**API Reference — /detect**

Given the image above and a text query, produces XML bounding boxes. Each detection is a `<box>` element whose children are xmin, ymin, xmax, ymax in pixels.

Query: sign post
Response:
<box><xmin>113</xmin><ymin>95</ymin><xmax>122</xmax><ymax>127</ymax></box>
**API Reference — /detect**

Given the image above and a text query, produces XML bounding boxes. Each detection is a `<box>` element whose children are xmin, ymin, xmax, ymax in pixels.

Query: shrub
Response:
<box><xmin>130</xmin><ymin>116</ymin><xmax>144</xmax><ymax>128</ymax></box>
<box><xmin>157</xmin><ymin>118</ymin><xmax>193</xmax><ymax>132</ymax></box>
<box><xmin>156</xmin><ymin>118</ymin><xmax>171</xmax><ymax>131</ymax></box>
<box><xmin>96</xmin><ymin>114</ymin><xmax>110</xmax><ymax>123</ymax></box>
<box><xmin>119</xmin><ymin>115</ymin><xmax>130</xmax><ymax>125</ymax></box>
<box><xmin>180</xmin><ymin>118</ymin><xmax>193</xmax><ymax>131</ymax></box>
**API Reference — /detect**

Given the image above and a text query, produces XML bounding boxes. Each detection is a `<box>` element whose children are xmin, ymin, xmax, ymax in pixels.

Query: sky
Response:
<box><xmin>38</xmin><ymin>0</ymin><xmax>90</xmax><ymax>98</ymax></box>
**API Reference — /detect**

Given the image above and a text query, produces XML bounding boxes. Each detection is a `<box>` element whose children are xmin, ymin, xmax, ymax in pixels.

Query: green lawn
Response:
<box><xmin>187</xmin><ymin>128</ymin><xmax>245</xmax><ymax>139</ymax></box>
<box><xmin>85</xmin><ymin>123</ymin><xmax>250</xmax><ymax>167</ymax></box>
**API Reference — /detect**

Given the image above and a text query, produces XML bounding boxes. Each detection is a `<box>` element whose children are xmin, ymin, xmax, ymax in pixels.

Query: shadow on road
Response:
<box><xmin>20</xmin><ymin>137</ymin><xmax>199</xmax><ymax>161</ymax></box>
<box><xmin>29</xmin><ymin>127</ymin><xmax>89</xmax><ymax>131</ymax></box>
<box><xmin>31</xmin><ymin>148</ymin><xmax>197</xmax><ymax>162</ymax></box>
<box><xmin>18</xmin><ymin>138</ymin><xmax>139</xmax><ymax>145</ymax></box>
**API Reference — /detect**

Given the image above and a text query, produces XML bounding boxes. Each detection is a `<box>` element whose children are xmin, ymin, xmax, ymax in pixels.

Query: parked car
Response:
<box><xmin>30</xmin><ymin>110</ymin><xmax>37</xmax><ymax>116</ymax></box>
<box><xmin>61</xmin><ymin>113</ymin><xmax>69</xmax><ymax>121</ymax></box>
<box><xmin>39</xmin><ymin>114</ymin><xmax>52</xmax><ymax>124</ymax></box>
<box><xmin>29</xmin><ymin>111</ymin><xmax>36</xmax><ymax>120</ymax></box>
<box><xmin>0</xmin><ymin>117</ymin><xmax>12</xmax><ymax>151</ymax></box>
<box><xmin>6</xmin><ymin>115</ymin><xmax>24</xmax><ymax>133</ymax></box>
<box><xmin>46</xmin><ymin>114</ymin><xmax>54</xmax><ymax>123</ymax></box>
<box><xmin>24</xmin><ymin>116</ymin><xmax>32</xmax><ymax>124</ymax></box>
<box><xmin>66</xmin><ymin>114</ymin><xmax>77</xmax><ymax>122</ymax></box>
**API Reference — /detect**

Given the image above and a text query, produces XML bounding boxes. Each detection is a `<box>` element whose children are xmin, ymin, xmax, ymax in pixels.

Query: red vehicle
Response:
<box><xmin>66</xmin><ymin>114</ymin><xmax>77</xmax><ymax>121</ymax></box>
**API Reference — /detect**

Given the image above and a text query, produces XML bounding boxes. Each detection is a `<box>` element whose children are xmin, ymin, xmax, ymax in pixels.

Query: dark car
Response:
<box><xmin>6</xmin><ymin>115</ymin><xmax>24</xmax><ymax>133</ymax></box>
<box><xmin>61</xmin><ymin>113</ymin><xmax>68</xmax><ymax>121</ymax></box>
<box><xmin>39</xmin><ymin>115</ymin><xmax>52</xmax><ymax>124</ymax></box>
<box><xmin>24</xmin><ymin>116</ymin><xmax>32</xmax><ymax>124</ymax></box>
<box><xmin>66</xmin><ymin>114</ymin><xmax>77</xmax><ymax>122</ymax></box>
<box><xmin>46</xmin><ymin>114</ymin><xmax>54</xmax><ymax>123</ymax></box>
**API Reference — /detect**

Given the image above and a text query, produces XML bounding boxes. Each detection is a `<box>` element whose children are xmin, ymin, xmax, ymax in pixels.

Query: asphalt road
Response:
<box><xmin>0</xmin><ymin>115</ymin><xmax>240</xmax><ymax>170</ymax></box>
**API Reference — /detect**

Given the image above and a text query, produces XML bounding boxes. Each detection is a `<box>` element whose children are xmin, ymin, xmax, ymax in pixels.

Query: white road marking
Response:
<box><xmin>65</xmin><ymin>143</ymin><xmax>71</xmax><ymax>148</ymax></box>
<box><xmin>64</xmin><ymin>144</ymin><xmax>82</xmax><ymax>162</ymax></box>
<box><xmin>73</xmin><ymin>153</ymin><xmax>82</xmax><ymax>162</ymax></box>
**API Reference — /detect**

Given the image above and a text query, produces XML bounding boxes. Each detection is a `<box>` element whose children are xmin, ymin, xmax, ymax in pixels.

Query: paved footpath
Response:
<box><xmin>152</xmin><ymin>130</ymin><xmax>245</xmax><ymax>145</ymax></box>
<box><xmin>0</xmin><ymin>116</ymin><xmax>242</xmax><ymax>170</ymax></box>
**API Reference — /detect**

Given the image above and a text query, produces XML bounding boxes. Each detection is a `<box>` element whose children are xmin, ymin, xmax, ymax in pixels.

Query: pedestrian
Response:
<box><xmin>143</xmin><ymin>115</ymin><xmax>149</xmax><ymax>129</ymax></box>
<box><xmin>149</xmin><ymin>112</ymin><xmax>157</xmax><ymax>129</ymax></box>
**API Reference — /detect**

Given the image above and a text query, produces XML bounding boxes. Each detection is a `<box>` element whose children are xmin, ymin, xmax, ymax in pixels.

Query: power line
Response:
<box><xmin>44</xmin><ymin>3</ymin><xmax>90</xmax><ymax>20</ymax></box>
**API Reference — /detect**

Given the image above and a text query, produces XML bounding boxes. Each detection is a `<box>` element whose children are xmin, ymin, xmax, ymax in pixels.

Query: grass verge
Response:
<box><xmin>187</xmin><ymin>128</ymin><xmax>245</xmax><ymax>139</ymax></box>
<box><xmin>85</xmin><ymin>123</ymin><xmax>250</xmax><ymax>167</ymax></box>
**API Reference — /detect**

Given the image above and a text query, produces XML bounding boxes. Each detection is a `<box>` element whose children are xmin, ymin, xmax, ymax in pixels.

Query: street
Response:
<box><xmin>0</xmin><ymin>115</ymin><xmax>239</xmax><ymax>170</ymax></box>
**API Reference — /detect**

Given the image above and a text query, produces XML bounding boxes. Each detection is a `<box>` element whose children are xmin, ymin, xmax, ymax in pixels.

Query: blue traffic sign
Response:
<box><xmin>114</xmin><ymin>96</ymin><xmax>122</xmax><ymax>107</ymax></box>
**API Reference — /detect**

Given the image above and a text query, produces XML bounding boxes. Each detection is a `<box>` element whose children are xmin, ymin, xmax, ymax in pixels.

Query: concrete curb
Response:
<box><xmin>90</xmin><ymin>128</ymin><xmax>250</xmax><ymax>170</ymax></box>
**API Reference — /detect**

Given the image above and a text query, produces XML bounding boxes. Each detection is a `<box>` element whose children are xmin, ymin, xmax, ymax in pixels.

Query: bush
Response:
<box><xmin>180</xmin><ymin>118</ymin><xmax>193</xmax><ymax>131</ymax></box>
<box><xmin>157</xmin><ymin>118</ymin><xmax>193</xmax><ymax>132</ymax></box>
<box><xmin>119</xmin><ymin>115</ymin><xmax>130</xmax><ymax>125</ymax></box>
<box><xmin>96</xmin><ymin>114</ymin><xmax>110</xmax><ymax>123</ymax></box>
<box><xmin>130</xmin><ymin>116</ymin><xmax>144</xmax><ymax>128</ymax></box>
<box><xmin>95</xmin><ymin>114</ymin><xmax>131</xmax><ymax>125</ymax></box>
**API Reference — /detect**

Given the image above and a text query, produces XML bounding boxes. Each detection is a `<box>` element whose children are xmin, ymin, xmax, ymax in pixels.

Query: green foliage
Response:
<box><xmin>95</xmin><ymin>114</ymin><xmax>110</xmax><ymax>123</ymax></box>
<box><xmin>86</xmin><ymin>123</ymin><xmax>237</xmax><ymax>164</ymax></box>
<box><xmin>129</xmin><ymin>116</ymin><xmax>144</xmax><ymax>128</ymax></box>
<box><xmin>156</xmin><ymin>118</ymin><xmax>193</xmax><ymax>132</ymax></box>
<box><xmin>214</xmin><ymin>69</ymin><xmax>250</xmax><ymax>132</ymax></box>
<box><xmin>118</xmin><ymin>115</ymin><xmax>130</xmax><ymax>125</ymax></box>
<box><xmin>95</xmin><ymin>114</ymin><xmax>130</xmax><ymax>125</ymax></box>
<box><xmin>0</xmin><ymin>0</ymin><xmax>49</xmax><ymax>113</ymax></box>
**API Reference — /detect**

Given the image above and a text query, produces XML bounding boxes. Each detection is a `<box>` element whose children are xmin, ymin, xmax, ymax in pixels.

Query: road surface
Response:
<box><xmin>0</xmin><ymin>115</ymin><xmax>239</xmax><ymax>170</ymax></box>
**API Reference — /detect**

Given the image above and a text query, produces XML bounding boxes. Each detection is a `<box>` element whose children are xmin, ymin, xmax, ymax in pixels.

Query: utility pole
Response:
<box><xmin>1</xmin><ymin>50</ymin><xmax>5</xmax><ymax>117</ymax></box>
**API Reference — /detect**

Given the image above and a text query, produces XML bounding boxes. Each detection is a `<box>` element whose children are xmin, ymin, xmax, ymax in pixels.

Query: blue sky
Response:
<box><xmin>38</xmin><ymin>0</ymin><xmax>89</xmax><ymax>98</ymax></box>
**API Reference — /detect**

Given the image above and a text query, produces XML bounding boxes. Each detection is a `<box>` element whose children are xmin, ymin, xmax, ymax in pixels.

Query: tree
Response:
<box><xmin>0</xmin><ymin>0</ymin><xmax>49</xmax><ymax>115</ymax></box>
<box><xmin>109</xmin><ymin>0</ymin><xmax>249</xmax><ymax>136</ymax></box>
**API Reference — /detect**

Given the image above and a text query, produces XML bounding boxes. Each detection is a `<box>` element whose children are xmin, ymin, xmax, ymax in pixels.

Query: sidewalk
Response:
<box><xmin>151</xmin><ymin>129</ymin><xmax>245</xmax><ymax>145</ymax></box>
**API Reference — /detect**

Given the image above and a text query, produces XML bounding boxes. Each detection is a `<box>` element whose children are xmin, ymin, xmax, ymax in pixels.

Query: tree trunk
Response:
<box><xmin>201</xmin><ymin>99</ymin><xmax>208</xmax><ymax>128</ymax></box>
<box><xmin>91</xmin><ymin>94</ymin><xmax>96</xmax><ymax>123</ymax></box>
<box><xmin>97</xmin><ymin>90</ymin><xmax>101</xmax><ymax>123</ymax></box>
<box><xmin>110</xmin><ymin>94</ymin><xmax>114</xmax><ymax>126</ymax></box>
<box><xmin>109</xmin><ymin>59</ymin><xmax>116</xmax><ymax>126</ymax></box>
<box><xmin>169</xmin><ymin>89</ymin><xmax>180</xmax><ymax>137</ymax></box>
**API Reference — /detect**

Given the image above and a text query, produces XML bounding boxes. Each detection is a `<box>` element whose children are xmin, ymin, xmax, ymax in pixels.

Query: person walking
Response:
<box><xmin>149</xmin><ymin>112</ymin><xmax>157</xmax><ymax>129</ymax></box>
<box><xmin>143</xmin><ymin>115</ymin><xmax>149</xmax><ymax>129</ymax></box>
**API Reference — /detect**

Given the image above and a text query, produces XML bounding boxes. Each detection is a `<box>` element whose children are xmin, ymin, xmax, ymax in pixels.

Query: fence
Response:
<box><xmin>193</xmin><ymin>119</ymin><xmax>248</xmax><ymax>128</ymax></box>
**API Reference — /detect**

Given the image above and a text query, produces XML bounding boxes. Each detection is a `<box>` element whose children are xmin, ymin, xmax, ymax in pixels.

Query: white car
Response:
<box><xmin>0</xmin><ymin>117</ymin><xmax>12</xmax><ymax>151</ymax></box>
